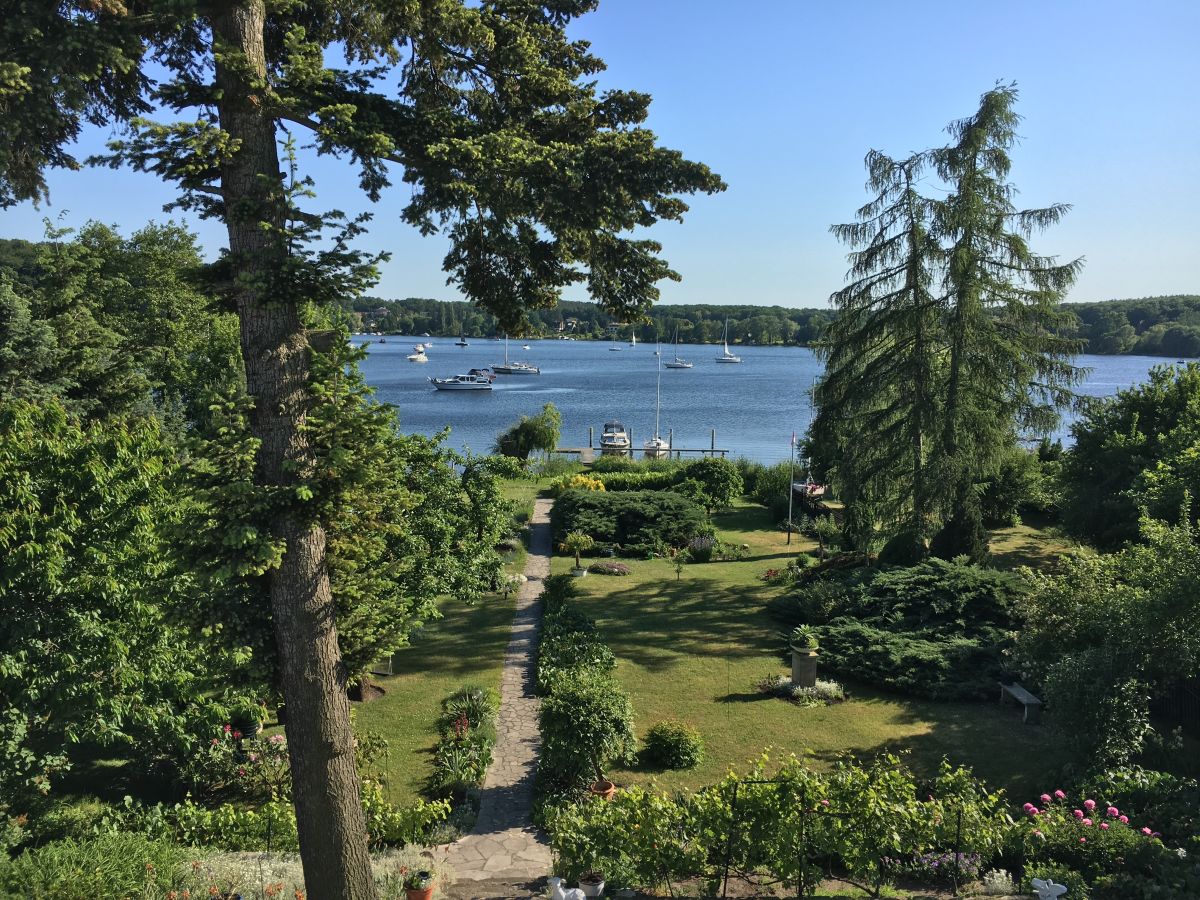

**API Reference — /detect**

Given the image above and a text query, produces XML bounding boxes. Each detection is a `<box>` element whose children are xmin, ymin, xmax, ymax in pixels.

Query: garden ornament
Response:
<box><xmin>548</xmin><ymin>876</ymin><xmax>586</xmax><ymax>900</ymax></box>
<box><xmin>1031</xmin><ymin>877</ymin><xmax>1068</xmax><ymax>900</ymax></box>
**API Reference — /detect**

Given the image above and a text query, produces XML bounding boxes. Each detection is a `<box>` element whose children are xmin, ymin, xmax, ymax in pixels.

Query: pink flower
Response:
<box><xmin>1119</xmin><ymin>815</ymin><xmax>1129</xmax><ymax>824</ymax></box>
<box><xmin>1082</xmin><ymin>818</ymin><xmax>1093</xmax><ymax>826</ymax></box>
<box><xmin>237</xmin><ymin>767</ymin><xmax>246</xmax><ymax>776</ymax></box>
<box><xmin>1023</xmin><ymin>803</ymin><xmax>1035</xmax><ymax>812</ymax></box>
<box><xmin>1100</xmin><ymin>823</ymin><xmax>1109</xmax><ymax>830</ymax></box>
<box><xmin>1107</xmin><ymin>806</ymin><xmax>1119</xmax><ymax>817</ymax></box>
<box><xmin>232</xmin><ymin>730</ymin><xmax>242</xmax><ymax>740</ymax></box>
<box><xmin>820</xmin><ymin>800</ymin><xmax>830</xmax><ymax>807</ymax></box>
<box><xmin>1142</xmin><ymin>827</ymin><xmax>1153</xmax><ymax>835</ymax></box>
<box><xmin>1084</xmin><ymin>799</ymin><xmax>1096</xmax><ymax>811</ymax></box>
<box><xmin>211</xmin><ymin>738</ymin><xmax>219</xmax><ymax>746</ymax></box>
<box><xmin>1054</xmin><ymin>789</ymin><xmax>1066</xmax><ymax>799</ymax></box>
<box><xmin>1028</xmin><ymin>807</ymin><xmax>1040</xmax><ymax>816</ymax></box>
<box><xmin>248</xmin><ymin>753</ymin><xmax>258</xmax><ymax>762</ymax></box>
<box><xmin>1040</xmin><ymin>793</ymin><xmax>1052</xmax><ymax>804</ymax></box>
<box><xmin>223</xmin><ymin>724</ymin><xmax>232</xmax><ymax>734</ymax></box>
<box><xmin>1079</xmin><ymin>837</ymin><xmax>1087</xmax><ymax>843</ymax></box>
<box><xmin>1073</xmin><ymin>809</ymin><xmax>1084</xmax><ymax>819</ymax></box>
<box><xmin>1033</xmin><ymin>830</ymin><xmax>1044</xmax><ymax>838</ymax></box>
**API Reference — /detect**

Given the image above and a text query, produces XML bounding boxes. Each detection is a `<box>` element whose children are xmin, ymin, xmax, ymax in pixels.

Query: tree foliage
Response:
<box><xmin>1061</xmin><ymin>363</ymin><xmax>1200</xmax><ymax>547</ymax></box>
<box><xmin>1017</xmin><ymin>516</ymin><xmax>1200</xmax><ymax>766</ymax></box>
<box><xmin>814</xmin><ymin>84</ymin><xmax>1081</xmax><ymax>560</ymax></box>
<box><xmin>0</xmin><ymin>400</ymin><xmax>240</xmax><ymax>811</ymax></box>
<box><xmin>494</xmin><ymin>402</ymin><xmax>562</xmax><ymax>460</ymax></box>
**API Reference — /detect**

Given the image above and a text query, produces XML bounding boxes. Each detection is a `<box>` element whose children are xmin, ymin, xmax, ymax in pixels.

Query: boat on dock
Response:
<box><xmin>644</xmin><ymin>356</ymin><xmax>670</xmax><ymax>459</ymax></box>
<box><xmin>599</xmin><ymin>420</ymin><xmax>631</xmax><ymax>455</ymax></box>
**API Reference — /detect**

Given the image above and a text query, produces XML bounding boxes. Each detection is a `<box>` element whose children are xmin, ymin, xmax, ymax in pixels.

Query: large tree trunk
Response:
<box><xmin>211</xmin><ymin>3</ymin><xmax>376</xmax><ymax>898</ymax></box>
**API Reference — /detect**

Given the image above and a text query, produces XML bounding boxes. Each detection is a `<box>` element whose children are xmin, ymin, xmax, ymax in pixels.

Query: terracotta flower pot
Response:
<box><xmin>406</xmin><ymin>887</ymin><xmax>434</xmax><ymax>900</ymax></box>
<box><xmin>588</xmin><ymin>779</ymin><xmax>617</xmax><ymax>801</ymax></box>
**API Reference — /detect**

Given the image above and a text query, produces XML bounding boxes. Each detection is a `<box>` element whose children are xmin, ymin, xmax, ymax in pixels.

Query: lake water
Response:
<box><xmin>354</xmin><ymin>336</ymin><xmax>1178</xmax><ymax>465</ymax></box>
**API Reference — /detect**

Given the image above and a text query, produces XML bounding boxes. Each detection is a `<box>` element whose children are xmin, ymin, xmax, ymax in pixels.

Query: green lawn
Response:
<box><xmin>557</xmin><ymin>502</ymin><xmax>1071</xmax><ymax>801</ymax></box>
<box><xmin>352</xmin><ymin>593</ymin><xmax>516</xmax><ymax>804</ymax></box>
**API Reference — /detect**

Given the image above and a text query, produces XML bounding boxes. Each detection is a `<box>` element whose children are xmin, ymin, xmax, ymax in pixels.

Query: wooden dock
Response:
<box><xmin>553</xmin><ymin>446</ymin><xmax>729</xmax><ymax>463</ymax></box>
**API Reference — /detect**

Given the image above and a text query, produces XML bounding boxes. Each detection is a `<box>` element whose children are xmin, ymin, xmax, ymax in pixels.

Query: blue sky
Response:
<box><xmin>5</xmin><ymin>0</ymin><xmax>1198</xmax><ymax>308</ymax></box>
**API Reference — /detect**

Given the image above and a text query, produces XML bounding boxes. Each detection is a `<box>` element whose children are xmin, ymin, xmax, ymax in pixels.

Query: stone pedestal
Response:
<box><xmin>791</xmin><ymin>649</ymin><xmax>818</xmax><ymax>688</ymax></box>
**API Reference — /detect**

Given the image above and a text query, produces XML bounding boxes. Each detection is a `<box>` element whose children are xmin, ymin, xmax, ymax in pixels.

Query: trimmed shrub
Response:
<box><xmin>588</xmin><ymin>561</ymin><xmax>631</xmax><ymax>576</ymax></box>
<box><xmin>540</xmin><ymin>670</ymin><xmax>636</xmax><ymax>786</ymax></box>
<box><xmin>642</xmin><ymin>721</ymin><xmax>704</xmax><ymax>770</ymax></box>
<box><xmin>550</xmin><ymin>489</ymin><xmax>707</xmax><ymax>555</ymax></box>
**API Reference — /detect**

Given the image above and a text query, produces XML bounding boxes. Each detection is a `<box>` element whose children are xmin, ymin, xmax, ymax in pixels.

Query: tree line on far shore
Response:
<box><xmin>348</xmin><ymin>288</ymin><xmax>1200</xmax><ymax>355</ymax></box>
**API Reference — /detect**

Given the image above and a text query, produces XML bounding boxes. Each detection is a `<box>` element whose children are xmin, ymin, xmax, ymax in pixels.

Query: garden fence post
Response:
<box><xmin>952</xmin><ymin>806</ymin><xmax>963</xmax><ymax>897</ymax></box>
<box><xmin>797</xmin><ymin>804</ymin><xmax>807</xmax><ymax>899</ymax></box>
<box><xmin>721</xmin><ymin>780</ymin><xmax>739</xmax><ymax>900</ymax></box>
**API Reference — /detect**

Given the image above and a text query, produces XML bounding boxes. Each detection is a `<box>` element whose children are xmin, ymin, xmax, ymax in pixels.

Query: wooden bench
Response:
<box><xmin>999</xmin><ymin>681</ymin><xmax>1043</xmax><ymax>724</ymax></box>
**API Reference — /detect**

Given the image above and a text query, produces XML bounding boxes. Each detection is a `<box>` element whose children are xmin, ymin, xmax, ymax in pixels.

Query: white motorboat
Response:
<box><xmin>664</xmin><ymin>327</ymin><xmax>693</xmax><ymax>369</ymax></box>
<box><xmin>467</xmin><ymin>367</ymin><xmax>497</xmax><ymax>382</ymax></box>
<box><xmin>429</xmin><ymin>374</ymin><xmax>493</xmax><ymax>391</ymax></box>
<box><xmin>599</xmin><ymin>420</ymin><xmax>631</xmax><ymax>455</ymax></box>
<box><xmin>492</xmin><ymin>336</ymin><xmax>540</xmax><ymax>374</ymax></box>
<box><xmin>407</xmin><ymin>348</ymin><xmax>428</xmax><ymax>362</ymax></box>
<box><xmin>644</xmin><ymin>357</ymin><xmax>670</xmax><ymax>459</ymax></box>
<box><xmin>715</xmin><ymin>318</ymin><xmax>741</xmax><ymax>363</ymax></box>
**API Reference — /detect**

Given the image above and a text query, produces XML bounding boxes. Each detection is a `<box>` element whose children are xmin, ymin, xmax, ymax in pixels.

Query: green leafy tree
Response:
<box><xmin>683</xmin><ymin>457</ymin><xmax>744</xmax><ymax>512</ymax></box>
<box><xmin>931</xmin><ymin>84</ymin><xmax>1082</xmax><ymax>560</ymax></box>
<box><xmin>494</xmin><ymin>402</ymin><xmax>563</xmax><ymax>461</ymax></box>
<box><xmin>1017</xmin><ymin>515</ymin><xmax>1200</xmax><ymax>766</ymax></box>
<box><xmin>0</xmin><ymin>277</ymin><xmax>63</xmax><ymax>403</ymax></box>
<box><xmin>0</xmin><ymin>400</ymin><xmax>238</xmax><ymax>813</ymax></box>
<box><xmin>182</xmin><ymin>339</ymin><xmax>514</xmax><ymax>687</ymax></box>
<box><xmin>3</xmin><ymin>3</ymin><xmax>722</xmax><ymax>893</ymax></box>
<box><xmin>1062</xmin><ymin>363</ymin><xmax>1200</xmax><ymax>547</ymax></box>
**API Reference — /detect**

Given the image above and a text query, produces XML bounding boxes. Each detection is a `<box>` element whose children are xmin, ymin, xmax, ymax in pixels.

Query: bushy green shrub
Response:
<box><xmin>749</xmin><ymin>461</ymin><xmax>794</xmax><ymax>508</ymax></box>
<box><xmin>1075</xmin><ymin>767</ymin><xmax>1200</xmax><ymax>846</ymax></box>
<box><xmin>0</xmin><ymin>832</ymin><xmax>190</xmax><ymax>898</ymax></box>
<box><xmin>774</xmin><ymin>560</ymin><xmax>1024</xmax><ymax>700</ymax></box>
<box><xmin>684</xmin><ymin>457</ymin><xmax>744</xmax><ymax>510</ymax></box>
<box><xmin>546</xmin><ymin>754</ymin><xmax>1012</xmax><ymax>895</ymax></box>
<box><xmin>641</xmin><ymin>721</ymin><xmax>704</xmax><ymax>770</ymax></box>
<box><xmin>550</xmin><ymin>489</ymin><xmax>707</xmax><ymax>555</ymax></box>
<box><xmin>595</xmin><ymin>469</ymin><xmax>679</xmax><ymax>492</ymax></box>
<box><xmin>540</xmin><ymin>670</ymin><xmax>636</xmax><ymax>787</ymax></box>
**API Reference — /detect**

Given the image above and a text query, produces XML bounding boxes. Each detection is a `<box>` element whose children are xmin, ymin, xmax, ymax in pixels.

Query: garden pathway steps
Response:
<box><xmin>442</xmin><ymin>497</ymin><xmax>555</xmax><ymax>884</ymax></box>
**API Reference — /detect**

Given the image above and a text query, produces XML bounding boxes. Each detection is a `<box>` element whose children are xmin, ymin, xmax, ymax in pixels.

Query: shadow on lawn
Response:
<box><xmin>579</xmin><ymin>576</ymin><xmax>778</xmax><ymax>673</ymax></box>
<box><xmin>800</xmin><ymin>681</ymin><xmax>1070</xmax><ymax>797</ymax></box>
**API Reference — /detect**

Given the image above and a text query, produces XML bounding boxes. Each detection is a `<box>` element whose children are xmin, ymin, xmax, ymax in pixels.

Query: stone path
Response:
<box><xmin>443</xmin><ymin>498</ymin><xmax>555</xmax><ymax>885</ymax></box>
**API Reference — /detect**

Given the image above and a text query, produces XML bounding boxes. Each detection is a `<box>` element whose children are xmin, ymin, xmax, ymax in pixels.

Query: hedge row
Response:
<box><xmin>535</xmin><ymin>576</ymin><xmax>635</xmax><ymax>809</ymax></box>
<box><xmin>550</xmin><ymin>489</ymin><xmax>708</xmax><ymax>555</ymax></box>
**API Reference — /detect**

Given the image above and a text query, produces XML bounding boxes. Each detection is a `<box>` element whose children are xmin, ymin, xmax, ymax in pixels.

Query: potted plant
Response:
<box><xmin>229</xmin><ymin>698</ymin><xmax>268</xmax><ymax>739</ymax></box>
<box><xmin>789</xmin><ymin>625</ymin><xmax>819</xmax><ymax>689</ymax></box>
<box><xmin>587</xmin><ymin>752</ymin><xmax>617</xmax><ymax>801</ymax></box>
<box><xmin>578</xmin><ymin>871</ymin><xmax>606</xmax><ymax>898</ymax></box>
<box><xmin>560</xmin><ymin>530</ymin><xmax>595</xmax><ymax>577</ymax></box>
<box><xmin>402</xmin><ymin>867</ymin><xmax>435</xmax><ymax>900</ymax></box>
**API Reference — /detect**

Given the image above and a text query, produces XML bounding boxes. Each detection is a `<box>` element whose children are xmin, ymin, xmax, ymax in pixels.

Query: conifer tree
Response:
<box><xmin>931</xmin><ymin>84</ymin><xmax>1082</xmax><ymax>559</ymax></box>
<box><xmin>813</xmin><ymin>151</ymin><xmax>943</xmax><ymax>555</ymax></box>
<box><xmin>2</xmin><ymin>4</ymin><xmax>722</xmax><ymax>895</ymax></box>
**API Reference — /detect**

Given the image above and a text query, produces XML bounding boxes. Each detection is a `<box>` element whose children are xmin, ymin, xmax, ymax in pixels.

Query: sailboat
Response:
<box><xmin>644</xmin><ymin>356</ymin><xmax>670</xmax><ymax>459</ymax></box>
<box><xmin>629</xmin><ymin>329</ymin><xmax>637</xmax><ymax>348</ymax></box>
<box><xmin>715</xmin><ymin>318</ymin><xmax>742</xmax><ymax>363</ymax></box>
<box><xmin>492</xmin><ymin>335</ymin><xmax>540</xmax><ymax>375</ymax></box>
<box><xmin>664</xmin><ymin>327</ymin><xmax>693</xmax><ymax>369</ymax></box>
<box><xmin>609</xmin><ymin>332</ymin><xmax>623</xmax><ymax>351</ymax></box>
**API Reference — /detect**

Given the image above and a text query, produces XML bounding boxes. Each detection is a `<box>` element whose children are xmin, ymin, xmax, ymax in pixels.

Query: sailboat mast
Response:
<box><xmin>654</xmin><ymin>356</ymin><xmax>662</xmax><ymax>438</ymax></box>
